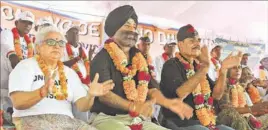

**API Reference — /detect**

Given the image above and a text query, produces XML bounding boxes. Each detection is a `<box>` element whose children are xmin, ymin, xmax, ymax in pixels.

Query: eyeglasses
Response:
<box><xmin>42</xmin><ymin>39</ymin><xmax>66</xmax><ymax>47</ymax></box>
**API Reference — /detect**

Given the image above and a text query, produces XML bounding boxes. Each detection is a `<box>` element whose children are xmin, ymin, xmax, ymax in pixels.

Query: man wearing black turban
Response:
<box><xmin>90</xmin><ymin>5</ymin><xmax>194</xmax><ymax>130</ymax></box>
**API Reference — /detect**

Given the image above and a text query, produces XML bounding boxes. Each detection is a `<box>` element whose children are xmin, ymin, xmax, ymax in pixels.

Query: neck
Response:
<box><xmin>117</xmin><ymin>44</ymin><xmax>130</xmax><ymax>60</ymax></box>
<box><xmin>17</xmin><ymin>30</ymin><xmax>25</xmax><ymax>37</ymax></box>
<box><xmin>69</xmin><ymin>41</ymin><xmax>78</xmax><ymax>48</ymax></box>
<box><xmin>40</xmin><ymin>55</ymin><xmax>58</xmax><ymax>70</ymax></box>
<box><xmin>166</xmin><ymin>52</ymin><xmax>173</xmax><ymax>58</ymax></box>
<box><xmin>180</xmin><ymin>53</ymin><xmax>194</xmax><ymax>63</ymax></box>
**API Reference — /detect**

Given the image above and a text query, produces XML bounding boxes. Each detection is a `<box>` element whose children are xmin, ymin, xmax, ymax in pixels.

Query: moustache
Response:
<box><xmin>120</xmin><ymin>30</ymin><xmax>139</xmax><ymax>40</ymax></box>
<box><xmin>192</xmin><ymin>45</ymin><xmax>201</xmax><ymax>50</ymax></box>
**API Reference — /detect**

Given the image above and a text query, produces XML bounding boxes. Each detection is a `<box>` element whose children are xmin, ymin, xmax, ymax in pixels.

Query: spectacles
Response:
<box><xmin>42</xmin><ymin>39</ymin><xmax>66</xmax><ymax>47</ymax></box>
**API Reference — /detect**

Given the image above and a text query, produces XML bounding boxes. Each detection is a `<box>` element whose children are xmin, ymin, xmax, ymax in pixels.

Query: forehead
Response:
<box><xmin>44</xmin><ymin>31</ymin><xmax>63</xmax><ymax>40</ymax></box>
<box><xmin>124</xmin><ymin>18</ymin><xmax>136</xmax><ymax>25</ymax></box>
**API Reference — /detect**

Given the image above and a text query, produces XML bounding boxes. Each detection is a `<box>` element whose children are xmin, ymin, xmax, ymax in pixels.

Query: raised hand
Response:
<box><xmin>130</xmin><ymin>99</ymin><xmax>156</xmax><ymax>118</ymax></box>
<box><xmin>221</xmin><ymin>51</ymin><xmax>243</xmax><ymax>70</ymax></box>
<box><xmin>88</xmin><ymin>44</ymin><xmax>97</xmax><ymax>61</ymax></box>
<box><xmin>197</xmin><ymin>45</ymin><xmax>210</xmax><ymax>68</ymax></box>
<box><xmin>88</xmin><ymin>73</ymin><xmax>114</xmax><ymax>96</ymax></box>
<box><xmin>166</xmin><ymin>98</ymin><xmax>194</xmax><ymax>120</ymax></box>
<box><xmin>40</xmin><ymin>72</ymin><xmax>55</xmax><ymax>98</ymax></box>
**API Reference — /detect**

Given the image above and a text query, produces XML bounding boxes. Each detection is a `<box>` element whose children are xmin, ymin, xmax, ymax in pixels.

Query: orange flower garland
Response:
<box><xmin>247</xmin><ymin>86</ymin><xmax>261</xmax><ymax>104</ymax></box>
<box><xmin>176</xmin><ymin>53</ymin><xmax>217</xmax><ymax>129</ymax></box>
<box><xmin>104</xmin><ymin>39</ymin><xmax>150</xmax><ymax>103</ymax></box>
<box><xmin>228</xmin><ymin>82</ymin><xmax>247</xmax><ymax>108</ymax></box>
<box><xmin>259</xmin><ymin>66</ymin><xmax>267</xmax><ymax>80</ymax></box>
<box><xmin>11</xmin><ymin>28</ymin><xmax>34</xmax><ymax>60</ymax></box>
<box><xmin>35</xmin><ymin>55</ymin><xmax>68</xmax><ymax>100</ymax></box>
<box><xmin>66</xmin><ymin>43</ymin><xmax>90</xmax><ymax>84</ymax></box>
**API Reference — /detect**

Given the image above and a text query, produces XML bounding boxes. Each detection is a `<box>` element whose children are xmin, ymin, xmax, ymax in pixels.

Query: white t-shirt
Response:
<box><xmin>208</xmin><ymin>60</ymin><xmax>221</xmax><ymax>82</ymax></box>
<box><xmin>61</xmin><ymin>44</ymin><xmax>88</xmax><ymax>78</ymax></box>
<box><xmin>154</xmin><ymin>55</ymin><xmax>166</xmax><ymax>84</ymax></box>
<box><xmin>9</xmin><ymin>58</ymin><xmax>88</xmax><ymax>118</ymax></box>
<box><xmin>1</xmin><ymin>29</ymin><xmax>32</xmax><ymax>90</ymax></box>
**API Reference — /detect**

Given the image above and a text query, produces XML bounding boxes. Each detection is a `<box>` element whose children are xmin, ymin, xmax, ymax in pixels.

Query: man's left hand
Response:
<box><xmin>88</xmin><ymin>73</ymin><xmax>114</xmax><ymax>96</ymax></box>
<box><xmin>166</xmin><ymin>98</ymin><xmax>194</xmax><ymax>120</ymax></box>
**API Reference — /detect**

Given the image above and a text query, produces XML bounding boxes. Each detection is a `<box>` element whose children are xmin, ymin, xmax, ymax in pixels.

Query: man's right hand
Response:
<box><xmin>8</xmin><ymin>54</ymin><xmax>20</xmax><ymax>69</ymax></box>
<box><xmin>251</xmin><ymin>103</ymin><xmax>268</xmax><ymax>116</ymax></box>
<box><xmin>221</xmin><ymin>51</ymin><xmax>243</xmax><ymax>70</ymax></box>
<box><xmin>130</xmin><ymin>99</ymin><xmax>156</xmax><ymax>118</ymax></box>
<box><xmin>197</xmin><ymin>45</ymin><xmax>210</xmax><ymax>69</ymax></box>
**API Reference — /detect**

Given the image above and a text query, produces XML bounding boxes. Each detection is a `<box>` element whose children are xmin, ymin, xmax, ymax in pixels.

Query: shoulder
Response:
<box><xmin>10</xmin><ymin>58</ymin><xmax>36</xmax><ymax>75</ymax></box>
<box><xmin>163</xmin><ymin>58</ymin><xmax>180</xmax><ymax>68</ymax></box>
<box><xmin>92</xmin><ymin>48</ymin><xmax>111</xmax><ymax>63</ymax></box>
<box><xmin>63</xmin><ymin>65</ymin><xmax>77</xmax><ymax>77</ymax></box>
<box><xmin>16</xmin><ymin>58</ymin><xmax>37</xmax><ymax>68</ymax></box>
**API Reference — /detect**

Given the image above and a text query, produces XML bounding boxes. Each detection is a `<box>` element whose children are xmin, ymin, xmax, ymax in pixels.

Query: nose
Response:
<box><xmin>53</xmin><ymin>43</ymin><xmax>61</xmax><ymax>49</ymax></box>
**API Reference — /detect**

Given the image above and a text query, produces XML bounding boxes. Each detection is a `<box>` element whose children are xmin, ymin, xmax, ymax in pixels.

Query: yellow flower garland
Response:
<box><xmin>35</xmin><ymin>55</ymin><xmax>68</xmax><ymax>100</ymax></box>
<box><xmin>229</xmin><ymin>84</ymin><xmax>247</xmax><ymax>108</ymax></box>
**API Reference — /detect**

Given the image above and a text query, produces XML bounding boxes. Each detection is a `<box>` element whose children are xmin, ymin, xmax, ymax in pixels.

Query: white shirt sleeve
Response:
<box><xmin>154</xmin><ymin>56</ymin><xmax>162</xmax><ymax>83</ymax></box>
<box><xmin>1</xmin><ymin>30</ymin><xmax>14</xmax><ymax>57</ymax></box>
<box><xmin>68</xmin><ymin>68</ymin><xmax>88</xmax><ymax>103</ymax></box>
<box><xmin>9</xmin><ymin>60</ymin><xmax>34</xmax><ymax>94</ymax></box>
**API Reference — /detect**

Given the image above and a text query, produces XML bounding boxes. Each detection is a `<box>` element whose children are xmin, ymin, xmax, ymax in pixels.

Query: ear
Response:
<box><xmin>15</xmin><ymin>21</ymin><xmax>18</xmax><ymax>26</ymax></box>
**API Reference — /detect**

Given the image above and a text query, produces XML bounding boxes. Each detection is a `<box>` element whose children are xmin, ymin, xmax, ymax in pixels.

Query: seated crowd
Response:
<box><xmin>1</xmin><ymin>5</ymin><xmax>268</xmax><ymax>130</ymax></box>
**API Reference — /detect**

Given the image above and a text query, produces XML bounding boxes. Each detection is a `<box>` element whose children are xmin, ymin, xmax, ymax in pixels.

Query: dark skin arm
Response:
<box><xmin>176</xmin><ymin>67</ymin><xmax>208</xmax><ymax>99</ymax></box>
<box><xmin>9</xmin><ymin>54</ymin><xmax>20</xmax><ymax>69</ymax></box>
<box><xmin>63</xmin><ymin>57</ymin><xmax>80</xmax><ymax>68</ymax></box>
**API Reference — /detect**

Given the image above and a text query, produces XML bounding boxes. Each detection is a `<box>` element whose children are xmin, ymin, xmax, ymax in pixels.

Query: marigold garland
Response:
<box><xmin>104</xmin><ymin>38</ymin><xmax>150</xmax><ymax>103</ymax></box>
<box><xmin>176</xmin><ymin>53</ymin><xmax>217</xmax><ymax>129</ymax></box>
<box><xmin>35</xmin><ymin>55</ymin><xmax>68</xmax><ymax>100</ymax></box>
<box><xmin>104</xmin><ymin>39</ymin><xmax>151</xmax><ymax>130</ymax></box>
<box><xmin>259</xmin><ymin>66</ymin><xmax>267</xmax><ymax>80</ymax></box>
<box><xmin>66</xmin><ymin>43</ymin><xmax>90</xmax><ymax>84</ymax></box>
<box><xmin>11</xmin><ymin>28</ymin><xmax>34</xmax><ymax>60</ymax></box>
<box><xmin>145</xmin><ymin>54</ymin><xmax>156</xmax><ymax>79</ymax></box>
<box><xmin>247</xmin><ymin>85</ymin><xmax>261</xmax><ymax>104</ymax></box>
<box><xmin>227</xmin><ymin>80</ymin><xmax>247</xmax><ymax>108</ymax></box>
<box><xmin>162</xmin><ymin>53</ymin><xmax>169</xmax><ymax>62</ymax></box>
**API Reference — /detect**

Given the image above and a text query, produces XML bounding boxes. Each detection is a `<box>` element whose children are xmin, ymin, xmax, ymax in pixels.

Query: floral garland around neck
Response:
<box><xmin>11</xmin><ymin>28</ymin><xmax>34</xmax><ymax>60</ymax></box>
<box><xmin>162</xmin><ymin>53</ymin><xmax>169</xmax><ymax>62</ymax></box>
<box><xmin>259</xmin><ymin>66</ymin><xmax>267</xmax><ymax>80</ymax></box>
<box><xmin>35</xmin><ymin>55</ymin><xmax>68</xmax><ymax>100</ymax></box>
<box><xmin>247</xmin><ymin>85</ymin><xmax>261</xmax><ymax>104</ymax></box>
<box><xmin>145</xmin><ymin>54</ymin><xmax>156</xmax><ymax>79</ymax></box>
<box><xmin>211</xmin><ymin>58</ymin><xmax>220</xmax><ymax>71</ymax></box>
<box><xmin>227</xmin><ymin>79</ymin><xmax>246</xmax><ymax>108</ymax></box>
<box><xmin>104</xmin><ymin>39</ymin><xmax>150</xmax><ymax>102</ymax></box>
<box><xmin>176</xmin><ymin>53</ymin><xmax>217</xmax><ymax>130</ymax></box>
<box><xmin>66</xmin><ymin>43</ymin><xmax>90</xmax><ymax>84</ymax></box>
<box><xmin>104</xmin><ymin>39</ymin><xmax>151</xmax><ymax>130</ymax></box>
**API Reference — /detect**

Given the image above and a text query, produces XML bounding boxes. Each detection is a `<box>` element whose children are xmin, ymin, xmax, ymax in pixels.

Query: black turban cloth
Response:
<box><xmin>139</xmin><ymin>36</ymin><xmax>151</xmax><ymax>43</ymax></box>
<box><xmin>177</xmin><ymin>24</ymin><xmax>199</xmax><ymax>42</ymax></box>
<box><xmin>104</xmin><ymin>5</ymin><xmax>138</xmax><ymax>37</ymax></box>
